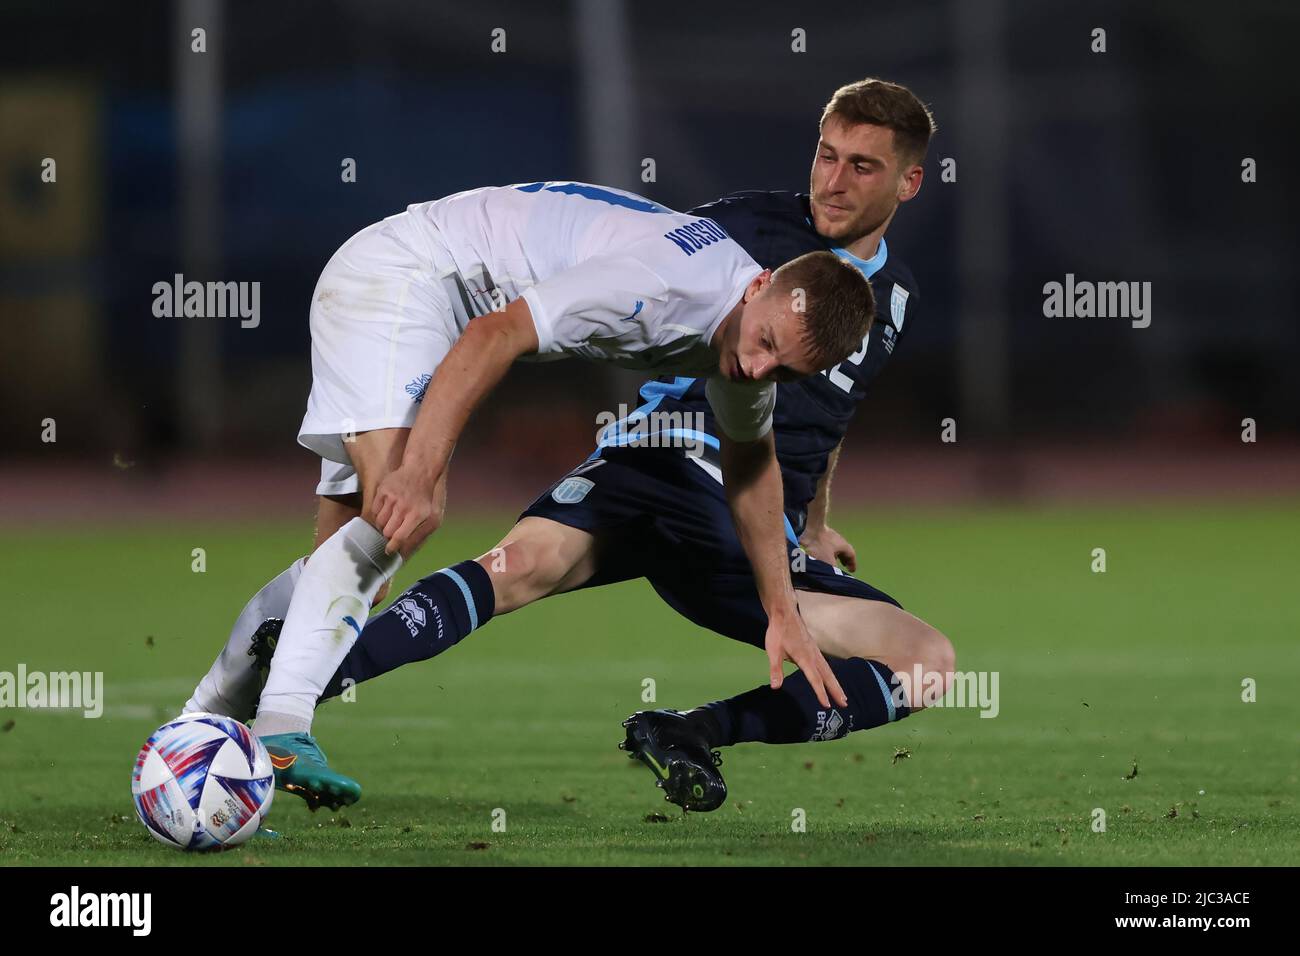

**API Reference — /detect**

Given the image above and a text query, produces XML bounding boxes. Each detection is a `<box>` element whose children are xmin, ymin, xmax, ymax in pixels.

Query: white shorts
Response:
<box><xmin>298</xmin><ymin>213</ymin><xmax>458</xmax><ymax>497</ymax></box>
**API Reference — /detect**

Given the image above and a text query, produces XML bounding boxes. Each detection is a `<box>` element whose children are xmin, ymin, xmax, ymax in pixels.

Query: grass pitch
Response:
<box><xmin>1</xmin><ymin>500</ymin><xmax>1297</xmax><ymax>866</ymax></box>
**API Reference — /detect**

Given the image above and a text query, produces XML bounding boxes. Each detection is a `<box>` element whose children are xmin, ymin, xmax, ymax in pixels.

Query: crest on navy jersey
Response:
<box><xmin>552</xmin><ymin>476</ymin><xmax>595</xmax><ymax>504</ymax></box>
<box><xmin>890</xmin><ymin>284</ymin><xmax>909</xmax><ymax>330</ymax></box>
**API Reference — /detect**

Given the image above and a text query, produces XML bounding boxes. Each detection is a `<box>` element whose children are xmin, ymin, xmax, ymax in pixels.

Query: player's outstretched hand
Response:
<box><xmin>799</xmin><ymin>523</ymin><xmax>857</xmax><ymax>572</ymax></box>
<box><xmin>372</xmin><ymin>465</ymin><xmax>444</xmax><ymax>557</ymax></box>
<box><xmin>764</xmin><ymin>610</ymin><xmax>848</xmax><ymax>709</ymax></box>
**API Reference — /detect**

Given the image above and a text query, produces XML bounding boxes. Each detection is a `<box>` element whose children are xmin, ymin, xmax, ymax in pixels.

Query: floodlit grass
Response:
<box><xmin>1</xmin><ymin>501</ymin><xmax>1297</xmax><ymax>865</ymax></box>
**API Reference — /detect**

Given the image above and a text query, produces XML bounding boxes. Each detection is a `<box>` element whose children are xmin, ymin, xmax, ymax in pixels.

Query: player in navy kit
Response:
<box><xmin>509</xmin><ymin>86</ymin><xmax>952</xmax><ymax>808</ymax></box>
<box><xmin>203</xmin><ymin>78</ymin><xmax>953</xmax><ymax>812</ymax></box>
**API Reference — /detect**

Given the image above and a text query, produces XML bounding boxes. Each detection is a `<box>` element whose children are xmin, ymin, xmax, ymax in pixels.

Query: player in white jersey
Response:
<box><xmin>302</xmin><ymin>182</ymin><xmax>780</xmax><ymax>483</ymax></box>
<box><xmin>189</xmin><ymin>181</ymin><xmax>874</xmax><ymax>809</ymax></box>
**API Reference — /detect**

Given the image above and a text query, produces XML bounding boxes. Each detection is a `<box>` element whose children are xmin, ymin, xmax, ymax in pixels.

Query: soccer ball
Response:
<box><xmin>131</xmin><ymin>712</ymin><xmax>275</xmax><ymax>851</ymax></box>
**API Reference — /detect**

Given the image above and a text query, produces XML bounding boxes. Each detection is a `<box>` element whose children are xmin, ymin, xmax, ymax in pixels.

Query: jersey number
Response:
<box><xmin>823</xmin><ymin>330</ymin><xmax>870</xmax><ymax>393</ymax></box>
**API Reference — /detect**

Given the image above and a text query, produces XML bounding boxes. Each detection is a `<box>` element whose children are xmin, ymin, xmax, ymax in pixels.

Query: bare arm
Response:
<box><xmin>805</xmin><ymin>440</ymin><xmax>839</xmax><ymax>530</ymax></box>
<box><xmin>721</xmin><ymin>431</ymin><xmax>799</xmax><ymax>626</ymax></box>
<box><xmin>374</xmin><ymin>299</ymin><xmax>539</xmax><ymax>554</ymax></box>
<box><xmin>799</xmin><ymin>440</ymin><xmax>857</xmax><ymax>571</ymax></box>
<box><xmin>721</xmin><ymin>430</ymin><xmax>848</xmax><ymax>708</ymax></box>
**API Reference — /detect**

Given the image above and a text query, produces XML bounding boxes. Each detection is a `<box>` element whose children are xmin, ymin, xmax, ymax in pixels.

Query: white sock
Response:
<box><xmin>255</xmin><ymin>518</ymin><xmax>401</xmax><ymax>735</ymax></box>
<box><xmin>183</xmin><ymin>558</ymin><xmax>305</xmax><ymax>719</ymax></box>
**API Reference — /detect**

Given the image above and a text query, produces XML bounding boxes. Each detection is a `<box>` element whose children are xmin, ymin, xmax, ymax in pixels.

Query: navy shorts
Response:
<box><xmin>519</xmin><ymin>446</ymin><xmax>901</xmax><ymax>650</ymax></box>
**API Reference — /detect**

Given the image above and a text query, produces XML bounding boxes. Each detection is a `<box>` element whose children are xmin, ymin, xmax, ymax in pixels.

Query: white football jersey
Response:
<box><xmin>401</xmin><ymin>181</ymin><xmax>773</xmax><ymax>439</ymax></box>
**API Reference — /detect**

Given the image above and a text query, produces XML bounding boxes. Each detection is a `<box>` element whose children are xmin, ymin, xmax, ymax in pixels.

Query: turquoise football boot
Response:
<box><xmin>260</xmin><ymin>732</ymin><xmax>362</xmax><ymax>812</ymax></box>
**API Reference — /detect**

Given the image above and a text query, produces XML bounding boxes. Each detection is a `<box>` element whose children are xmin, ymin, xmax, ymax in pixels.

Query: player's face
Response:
<box><xmin>809</xmin><ymin>117</ymin><xmax>919</xmax><ymax>244</ymax></box>
<box><xmin>720</xmin><ymin>276</ymin><xmax>817</xmax><ymax>384</ymax></box>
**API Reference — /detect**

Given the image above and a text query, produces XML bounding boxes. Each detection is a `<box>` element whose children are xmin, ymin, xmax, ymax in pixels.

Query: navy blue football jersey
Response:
<box><xmin>593</xmin><ymin>190</ymin><xmax>919</xmax><ymax>536</ymax></box>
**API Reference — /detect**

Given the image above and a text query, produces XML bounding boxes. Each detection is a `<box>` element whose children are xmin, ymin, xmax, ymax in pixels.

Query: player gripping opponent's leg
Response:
<box><xmin>244</xmin><ymin>447</ymin><xmax>952</xmax><ymax>813</ymax></box>
<box><xmin>202</xmin><ymin>212</ymin><xmax>465</xmax><ymax>810</ymax></box>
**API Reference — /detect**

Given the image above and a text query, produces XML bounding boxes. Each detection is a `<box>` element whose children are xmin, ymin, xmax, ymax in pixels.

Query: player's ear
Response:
<box><xmin>898</xmin><ymin>163</ymin><xmax>924</xmax><ymax>203</ymax></box>
<box><xmin>744</xmin><ymin>269</ymin><xmax>773</xmax><ymax>302</ymax></box>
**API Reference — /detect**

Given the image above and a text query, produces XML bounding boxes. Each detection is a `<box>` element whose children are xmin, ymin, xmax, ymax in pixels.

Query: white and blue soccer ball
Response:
<box><xmin>131</xmin><ymin>712</ymin><xmax>275</xmax><ymax>851</ymax></box>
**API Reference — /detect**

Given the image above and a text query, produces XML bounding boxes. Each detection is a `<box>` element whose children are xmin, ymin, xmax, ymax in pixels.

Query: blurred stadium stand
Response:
<box><xmin>1</xmin><ymin>0</ymin><xmax>1296</xmax><ymax>511</ymax></box>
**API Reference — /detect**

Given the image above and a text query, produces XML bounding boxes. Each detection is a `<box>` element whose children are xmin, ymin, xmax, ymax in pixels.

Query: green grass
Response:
<box><xmin>1</xmin><ymin>500</ymin><xmax>1298</xmax><ymax>866</ymax></box>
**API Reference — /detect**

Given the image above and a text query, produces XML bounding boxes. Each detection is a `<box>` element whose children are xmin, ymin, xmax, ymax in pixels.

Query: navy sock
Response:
<box><xmin>684</xmin><ymin>658</ymin><xmax>910</xmax><ymax>746</ymax></box>
<box><xmin>320</xmin><ymin>559</ymin><xmax>496</xmax><ymax>700</ymax></box>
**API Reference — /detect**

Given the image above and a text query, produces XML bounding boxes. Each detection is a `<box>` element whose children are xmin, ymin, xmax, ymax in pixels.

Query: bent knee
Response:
<box><xmin>842</xmin><ymin>613</ymin><xmax>955</xmax><ymax>711</ymax></box>
<box><xmin>902</xmin><ymin>623</ymin><xmax>955</xmax><ymax>710</ymax></box>
<box><xmin>917</xmin><ymin>624</ymin><xmax>955</xmax><ymax>678</ymax></box>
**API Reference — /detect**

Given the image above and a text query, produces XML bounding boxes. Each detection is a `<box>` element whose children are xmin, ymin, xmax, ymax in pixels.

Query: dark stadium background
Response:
<box><xmin>1</xmin><ymin>0</ymin><xmax>1296</xmax><ymax>510</ymax></box>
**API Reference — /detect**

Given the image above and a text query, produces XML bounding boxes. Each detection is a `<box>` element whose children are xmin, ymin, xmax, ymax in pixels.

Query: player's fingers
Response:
<box><xmin>405</xmin><ymin>516</ymin><xmax>432</xmax><ymax>555</ymax></box>
<box><xmin>397</xmin><ymin>512</ymin><xmax>423</xmax><ymax>553</ymax></box>
<box><xmin>375</xmin><ymin>503</ymin><xmax>394</xmax><ymax>539</ymax></box>
<box><xmin>376</xmin><ymin>488</ymin><xmax>400</xmax><ymax>528</ymax></box>
<box><xmin>767</xmin><ymin>643</ymin><xmax>784</xmax><ymax>689</ymax></box>
<box><xmin>797</xmin><ymin>640</ymin><xmax>842</xmax><ymax>709</ymax></box>
<box><xmin>820</xmin><ymin>656</ymin><xmax>849</xmax><ymax>708</ymax></box>
<box><xmin>385</xmin><ymin>511</ymin><xmax>414</xmax><ymax>555</ymax></box>
<box><xmin>840</xmin><ymin>546</ymin><xmax>857</xmax><ymax>573</ymax></box>
<box><xmin>782</xmin><ymin>639</ymin><xmax>825</xmax><ymax>706</ymax></box>
<box><xmin>380</xmin><ymin>508</ymin><xmax>403</xmax><ymax>551</ymax></box>
<box><xmin>802</xmin><ymin>661</ymin><xmax>832</xmax><ymax>709</ymax></box>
